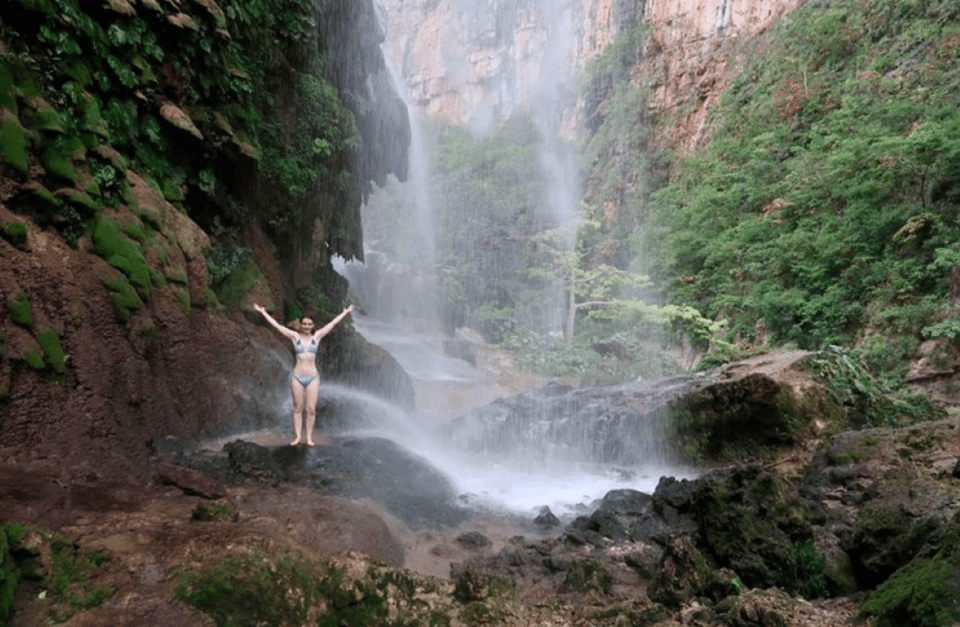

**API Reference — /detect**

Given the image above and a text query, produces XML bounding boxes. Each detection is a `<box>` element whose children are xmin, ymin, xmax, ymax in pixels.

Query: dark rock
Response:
<box><xmin>156</xmin><ymin>463</ymin><xmax>227</xmax><ymax>499</ymax></box>
<box><xmin>598</xmin><ymin>488</ymin><xmax>652</xmax><ymax>515</ymax></box>
<box><xmin>457</xmin><ymin>531</ymin><xmax>492</xmax><ymax>549</ymax></box>
<box><xmin>534</xmin><ymin>507</ymin><xmax>560</xmax><ymax>529</ymax></box>
<box><xmin>589</xmin><ymin>509</ymin><xmax>630</xmax><ymax>542</ymax></box>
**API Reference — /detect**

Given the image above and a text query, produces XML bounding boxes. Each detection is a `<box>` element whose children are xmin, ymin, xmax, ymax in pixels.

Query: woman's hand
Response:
<box><xmin>344</xmin><ymin>304</ymin><xmax>354</xmax><ymax>314</ymax></box>
<box><xmin>253</xmin><ymin>303</ymin><xmax>266</xmax><ymax>314</ymax></box>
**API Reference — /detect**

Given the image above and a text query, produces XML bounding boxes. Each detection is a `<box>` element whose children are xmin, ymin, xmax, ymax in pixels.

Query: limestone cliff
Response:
<box><xmin>380</xmin><ymin>0</ymin><xmax>801</xmax><ymax>149</ymax></box>
<box><xmin>0</xmin><ymin>0</ymin><xmax>412</xmax><ymax>480</ymax></box>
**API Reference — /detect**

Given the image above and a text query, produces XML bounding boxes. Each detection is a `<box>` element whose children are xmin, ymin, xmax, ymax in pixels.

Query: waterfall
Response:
<box><xmin>326</xmin><ymin>0</ymin><xmax>695</xmax><ymax>520</ymax></box>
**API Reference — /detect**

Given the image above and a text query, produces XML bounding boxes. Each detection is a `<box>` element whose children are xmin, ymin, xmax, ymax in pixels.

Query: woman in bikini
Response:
<box><xmin>253</xmin><ymin>303</ymin><xmax>354</xmax><ymax>446</ymax></box>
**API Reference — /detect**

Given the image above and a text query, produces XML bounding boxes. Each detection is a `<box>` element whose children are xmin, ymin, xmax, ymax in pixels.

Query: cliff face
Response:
<box><xmin>380</xmin><ymin>0</ymin><xmax>801</xmax><ymax>149</ymax></box>
<box><xmin>0</xmin><ymin>0</ymin><xmax>411</xmax><ymax>480</ymax></box>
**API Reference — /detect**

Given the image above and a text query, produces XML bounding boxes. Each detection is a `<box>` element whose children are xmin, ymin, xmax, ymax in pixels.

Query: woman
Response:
<box><xmin>253</xmin><ymin>302</ymin><xmax>354</xmax><ymax>446</ymax></box>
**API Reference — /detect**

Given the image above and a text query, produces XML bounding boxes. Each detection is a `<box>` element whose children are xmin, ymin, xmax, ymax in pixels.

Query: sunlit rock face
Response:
<box><xmin>379</xmin><ymin>0</ymin><xmax>800</xmax><ymax>147</ymax></box>
<box><xmin>641</xmin><ymin>0</ymin><xmax>804</xmax><ymax>153</ymax></box>
<box><xmin>379</xmin><ymin>0</ymin><xmax>622</xmax><ymax>135</ymax></box>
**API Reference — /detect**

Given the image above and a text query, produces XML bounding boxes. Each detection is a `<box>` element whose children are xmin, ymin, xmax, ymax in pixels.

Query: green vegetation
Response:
<box><xmin>191</xmin><ymin>500</ymin><xmax>238</xmax><ymax>522</ymax></box>
<box><xmin>638</xmin><ymin>0</ymin><xmax>960</xmax><ymax>371</ymax></box>
<box><xmin>0</xmin><ymin>523</ymin><xmax>115</xmax><ymax>624</ymax></box>
<box><xmin>7</xmin><ymin>291</ymin><xmax>32</xmax><ymax>327</ymax></box>
<box><xmin>1</xmin><ymin>0</ymin><xmax>363</xmax><ymax>320</ymax></box>
<box><xmin>804</xmin><ymin>347</ymin><xmax>943</xmax><ymax>428</ymax></box>
<box><xmin>1</xmin><ymin>222</ymin><xmax>28</xmax><ymax>249</ymax></box>
<box><xmin>176</xmin><ymin>551</ymin><xmax>429</xmax><ymax>627</ymax></box>
<box><xmin>35</xmin><ymin>327</ymin><xmax>67</xmax><ymax>374</ymax></box>
<box><xmin>860</xmin><ymin>526</ymin><xmax>960</xmax><ymax>627</ymax></box>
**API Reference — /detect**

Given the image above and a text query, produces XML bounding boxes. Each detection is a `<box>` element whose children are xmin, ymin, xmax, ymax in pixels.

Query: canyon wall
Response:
<box><xmin>379</xmin><ymin>0</ymin><xmax>803</xmax><ymax>149</ymax></box>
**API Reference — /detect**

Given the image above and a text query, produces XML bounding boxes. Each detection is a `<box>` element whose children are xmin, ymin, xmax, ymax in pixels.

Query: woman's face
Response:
<box><xmin>300</xmin><ymin>318</ymin><xmax>315</xmax><ymax>332</ymax></box>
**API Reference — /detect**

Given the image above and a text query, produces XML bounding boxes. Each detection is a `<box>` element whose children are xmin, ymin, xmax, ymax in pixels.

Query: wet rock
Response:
<box><xmin>860</xmin><ymin>514</ymin><xmax>960</xmax><ymax>627</ymax></box>
<box><xmin>191</xmin><ymin>498</ymin><xmax>238</xmax><ymax>522</ymax></box>
<box><xmin>716</xmin><ymin>587</ymin><xmax>795</xmax><ymax>627</ymax></box>
<box><xmin>156</xmin><ymin>463</ymin><xmax>226</xmax><ymax>499</ymax></box>
<box><xmin>533</xmin><ymin>506</ymin><xmax>560</xmax><ymax>529</ymax></box>
<box><xmin>648</xmin><ymin>533</ymin><xmax>716</xmax><ymax>609</ymax></box>
<box><xmin>597</xmin><ymin>488</ymin><xmax>652</xmax><ymax>515</ymax></box>
<box><xmin>457</xmin><ymin>531</ymin><xmax>491</xmax><ymax>549</ymax></box>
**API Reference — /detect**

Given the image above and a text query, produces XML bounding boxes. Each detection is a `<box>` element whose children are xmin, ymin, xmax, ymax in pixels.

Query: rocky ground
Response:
<box><xmin>3</xmin><ymin>350</ymin><xmax>960</xmax><ymax>626</ymax></box>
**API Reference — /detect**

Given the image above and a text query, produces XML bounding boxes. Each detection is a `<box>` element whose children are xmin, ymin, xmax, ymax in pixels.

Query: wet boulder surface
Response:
<box><xmin>171</xmin><ymin>436</ymin><xmax>472</xmax><ymax>530</ymax></box>
<box><xmin>4</xmin><ymin>350</ymin><xmax>960</xmax><ymax>627</ymax></box>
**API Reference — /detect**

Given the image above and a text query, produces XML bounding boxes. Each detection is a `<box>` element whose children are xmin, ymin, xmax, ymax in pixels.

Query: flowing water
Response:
<box><xmin>341</xmin><ymin>314</ymin><xmax>693</xmax><ymax>519</ymax></box>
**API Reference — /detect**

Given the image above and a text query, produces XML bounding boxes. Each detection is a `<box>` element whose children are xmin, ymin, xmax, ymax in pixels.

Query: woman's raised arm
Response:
<box><xmin>314</xmin><ymin>304</ymin><xmax>354</xmax><ymax>340</ymax></box>
<box><xmin>253</xmin><ymin>303</ymin><xmax>299</xmax><ymax>342</ymax></box>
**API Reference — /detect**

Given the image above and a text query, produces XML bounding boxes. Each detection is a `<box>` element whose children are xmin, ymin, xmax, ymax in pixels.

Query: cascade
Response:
<box><xmin>323</xmin><ymin>0</ymin><xmax>697</xmax><ymax>521</ymax></box>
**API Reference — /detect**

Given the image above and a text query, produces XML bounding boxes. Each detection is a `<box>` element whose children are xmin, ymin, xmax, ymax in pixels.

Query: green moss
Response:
<box><xmin>191</xmin><ymin>500</ymin><xmax>237</xmax><ymax>522</ymax></box>
<box><xmin>7</xmin><ymin>291</ymin><xmax>33</xmax><ymax>327</ymax></box>
<box><xmin>0</xmin><ymin>110</ymin><xmax>30</xmax><ymax>173</ymax></box>
<box><xmin>0</xmin><ymin>58</ymin><xmax>17</xmax><ymax>112</ymax></box>
<box><xmin>561</xmin><ymin>559</ymin><xmax>614</xmax><ymax>594</ymax></box>
<box><xmin>861</xmin><ymin>550</ymin><xmax>960</xmax><ymax>627</ymax></box>
<box><xmin>20</xmin><ymin>349</ymin><xmax>45</xmax><ymax>370</ymax></box>
<box><xmin>40</xmin><ymin>146</ymin><xmax>78</xmax><ymax>184</ymax></box>
<box><xmin>176</xmin><ymin>552</ymin><xmax>415</xmax><ymax>627</ymax></box>
<box><xmin>2</xmin><ymin>524</ymin><xmax>115</xmax><ymax>622</ymax></box>
<box><xmin>35</xmin><ymin>328</ymin><xmax>66</xmax><ymax>374</ymax></box>
<box><xmin>101</xmin><ymin>271</ymin><xmax>144</xmax><ymax>322</ymax></box>
<box><xmin>0</xmin><ymin>222</ymin><xmax>27</xmax><ymax>250</ymax></box>
<box><xmin>26</xmin><ymin>183</ymin><xmax>62</xmax><ymax>214</ymax></box>
<box><xmin>32</xmin><ymin>105</ymin><xmax>65</xmax><ymax>133</ymax></box>
<box><xmin>161</xmin><ymin>178</ymin><xmax>184</xmax><ymax>201</ymax></box>
<box><xmin>93</xmin><ymin>216</ymin><xmax>152</xmax><ymax>298</ymax></box>
<box><xmin>60</xmin><ymin>189</ymin><xmax>101</xmax><ymax>216</ymax></box>
<box><xmin>170</xmin><ymin>284</ymin><xmax>191</xmax><ymax>315</ymax></box>
<box><xmin>216</xmin><ymin>257</ymin><xmax>263</xmax><ymax>308</ymax></box>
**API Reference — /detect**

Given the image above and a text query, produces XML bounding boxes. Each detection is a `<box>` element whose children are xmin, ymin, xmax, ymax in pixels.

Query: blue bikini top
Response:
<box><xmin>294</xmin><ymin>336</ymin><xmax>319</xmax><ymax>354</ymax></box>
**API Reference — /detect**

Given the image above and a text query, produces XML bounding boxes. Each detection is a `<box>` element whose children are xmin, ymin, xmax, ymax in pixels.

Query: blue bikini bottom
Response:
<box><xmin>291</xmin><ymin>373</ymin><xmax>318</xmax><ymax>387</ymax></box>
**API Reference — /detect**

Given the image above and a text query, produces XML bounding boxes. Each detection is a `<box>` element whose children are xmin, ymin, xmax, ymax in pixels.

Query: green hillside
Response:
<box><xmin>636</xmin><ymin>0</ymin><xmax>960</xmax><ymax>376</ymax></box>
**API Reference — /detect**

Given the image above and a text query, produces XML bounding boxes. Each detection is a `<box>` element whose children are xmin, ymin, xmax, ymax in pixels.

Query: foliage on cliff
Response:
<box><xmin>0</xmin><ymin>0</ymin><xmax>391</xmax><ymax>318</ymax></box>
<box><xmin>632</xmin><ymin>0</ymin><xmax>960</xmax><ymax>372</ymax></box>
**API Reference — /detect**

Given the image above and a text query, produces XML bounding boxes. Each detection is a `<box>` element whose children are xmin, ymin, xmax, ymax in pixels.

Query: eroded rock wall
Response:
<box><xmin>380</xmin><ymin>0</ymin><xmax>801</xmax><ymax>149</ymax></box>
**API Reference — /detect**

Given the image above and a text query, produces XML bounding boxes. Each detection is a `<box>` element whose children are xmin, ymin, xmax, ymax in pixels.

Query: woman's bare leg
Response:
<box><xmin>304</xmin><ymin>378</ymin><xmax>320</xmax><ymax>446</ymax></box>
<box><xmin>290</xmin><ymin>378</ymin><xmax>305</xmax><ymax>445</ymax></box>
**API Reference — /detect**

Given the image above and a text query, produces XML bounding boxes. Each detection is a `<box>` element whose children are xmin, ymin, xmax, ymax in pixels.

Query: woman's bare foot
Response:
<box><xmin>290</xmin><ymin>438</ymin><xmax>301</xmax><ymax>446</ymax></box>
<box><xmin>305</xmin><ymin>440</ymin><xmax>315</xmax><ymax>447</ymax></box>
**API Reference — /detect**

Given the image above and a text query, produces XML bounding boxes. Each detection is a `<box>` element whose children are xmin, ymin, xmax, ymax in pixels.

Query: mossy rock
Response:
<box><xmin>0</xmin><ymin>58</ymin><xmax>18</xmax><ymax>113</ymax></box>
<box><xmin>78</xmin><ymin>91</ymin><xmax>109</xmax><ymax>137</ymax></box>
<box><xmin>64</xmin><ymin>59</ymin><xmax>92</xmax><ymax>87</ymax></box>
<box><xmin>160</xmin><ymin>178</ymin><xmax>184</xmax><ymax>201</ymax></box>
<box><xmin>101</xmin><ymin>270</ymin><xmax>144</xmax><ymax>322</ymax></box>
<box><xmin>860</xmin><ymin>523</ymin><xmax>960</xmax><ymax>627</ymax></box>
<box><xmin>216</xmin><ymin>257</ymin><xmax>266</xmax><ymax>308</ymax></box>
<box><xmin>20</xmin><ymin>349</ymin><xmax>45</xmax><ymax>370</ymax></box>
<box><xmin>35</xmin><ymin>328</ymin><xmax>66</xmax><ymax>374</ymax></box>
<box><xmin>25</xmin><ymin>97</ymin><xmax>65</xmax><ymax>133</ymax></box>
<box><xmin>191</xmin><ymin>500</ymin><xmax>238</xmax><ymax>522</ymax></box>
<box><xmin>0</xmin><ymin>110</ymin><xmax>30</xmax><ymax>173</ymax></box>
<box><xmin>93</xmin><ymin>216</ymin><xmax>152</xmax><ymax>297</ymax></box>
<box><xmin>7</xmin><ymin>291</ymin><xmax>32</xmax><ymax>327</ymax></box>
<box><xmin>57</xmin><ymin>188</ymin><xmax>101</xmax><ymax>216</ymax></box>
<box><xmin>91</xmin><ymin>144</ymin><xmax>129</xmax><ymax>171</ymax></box>
<box><xmin>40</xmin><ymin>146</ymin><xmax>77</xmax><ymax>184</ymax></box>
<box><xmin>170</xmin><ymin>284</ymin><xmax>191</xmax><ymax>314</ymax></box>
<box><xmin>22</xmin><ymin>183</ymin><xmax>61</xmax><ymax>214</ymax></box>
<box><xmin>1</xmin><ymin>222</ymin><xmax>28</xmax><ymax>250</ymax></box>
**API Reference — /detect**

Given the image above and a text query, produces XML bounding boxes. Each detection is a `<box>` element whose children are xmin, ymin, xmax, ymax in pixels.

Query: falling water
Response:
<box><xmin>329</xmin><ymin>0</ymin><xmax>692</xmax><ymax>519</ymax></box>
